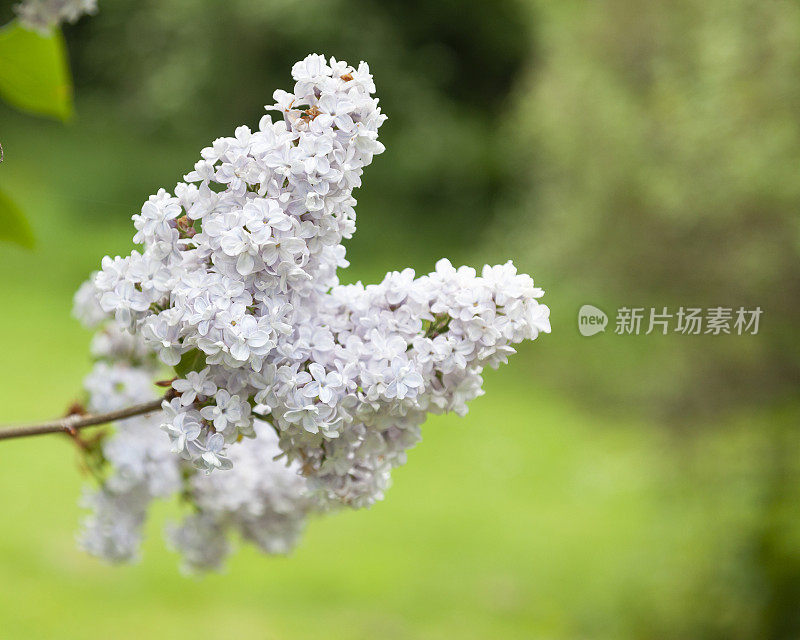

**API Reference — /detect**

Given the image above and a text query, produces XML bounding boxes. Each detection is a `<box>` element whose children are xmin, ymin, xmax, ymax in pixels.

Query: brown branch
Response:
<box><xmin>0</xmin><ymin>397</ymin><xmax>167</xmax><ymax>442</ymax></box>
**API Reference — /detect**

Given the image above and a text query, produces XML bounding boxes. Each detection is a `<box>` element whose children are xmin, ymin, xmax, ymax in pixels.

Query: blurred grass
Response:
<box><xmin>1</xmin><ymin>313</ymin><xmax>798</xmax><ymax>638</ymax></box>
<box><xmin>493</xmin><ymin>0</ymin><xmax>800</xmax><ymax>421</ymax></box>
<box><xmin>1</xmin><ymin>104</ymin><xmax>800</xmax><ymax>639</ymax></box>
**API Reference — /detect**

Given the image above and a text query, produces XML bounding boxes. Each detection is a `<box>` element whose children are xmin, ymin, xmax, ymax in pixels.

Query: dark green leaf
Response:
<box><xmin>174</xmin><ymin>349</ymin><xmax>207</xmax><ymax>378</ymax></box>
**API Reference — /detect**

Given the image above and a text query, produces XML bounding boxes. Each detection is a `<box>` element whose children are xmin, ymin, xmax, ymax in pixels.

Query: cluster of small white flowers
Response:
<box><xmin>167</xmin><ymin>421</ymin><xmax>312</xmax><ymax>573</ymax></box>
<box><xmin>77</xmin><ymin>322</ymin><xmax>181</xmax><ymax>562</ymax></box>
<box><xmin>14</xmin><ymin>0</ymin><xmax>97</xmax><ymax>34</ymax></box>
<box><xmin>90</xmin><ymin>54</ymin><xmax>389</xmax><ymax>473</ymax></box>
<box><xmin>74</xmin><ymin>55</ymin><xmax>550</xmax><ymax>569</ymax></box>
<box><xmin>75</xmin><ymin>316</ymin><xmax>310</xmax><ymax>568</ymax></box>
<box><xmin>273</xmin><ymin>258</ymin><xmax>551</xmax><ymax>507</ymax></box>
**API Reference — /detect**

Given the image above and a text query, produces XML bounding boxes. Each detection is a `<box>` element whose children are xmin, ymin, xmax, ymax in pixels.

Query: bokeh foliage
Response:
<box><xmin>66</xmin><ymin>0</ymin><xmax>528</xmax><ymax>259</ymax></box>
<box><xmin>495</xmin><ymin>0</ymin><xmax>800</xmax><ymax>419</ymax></box>
<box><xmin>0</xmin><ymin>15</ymin><xmax>74</xmax><ymax>248</ymax></box>
<box><xmin>0</xmin><ymin>0</ymin><xmax>799</xmax><ymax>637</ymax></box>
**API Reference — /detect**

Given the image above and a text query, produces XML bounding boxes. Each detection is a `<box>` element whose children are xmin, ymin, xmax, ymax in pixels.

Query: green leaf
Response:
<box><xmin>0</xmin><ymin>187</ymin><xmax>34</xmax><ymax>248</ymax></box>
<box><xmin>174</xmin><ymin>349</ymin><xmax>207</xmax><ymax>378</ymax></box>
<box><xmin>0</xmin><ymin>21</ymin><xmax>73</xmax><ymax>121</ymax></box>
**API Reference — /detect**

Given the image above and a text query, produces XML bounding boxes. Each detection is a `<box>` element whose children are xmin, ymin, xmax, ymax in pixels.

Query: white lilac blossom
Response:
<box><xmin>73</xmin><ymin>55</ymin><xmax>551</xmax><ymax>569</ymax></box>
<box><xmin>167</xmin><ymin>422</ymin><xmax>313</xmax><ymax>574</ymax></box>
<box><xmin>14</xmin><ymin>0</ymin><xmax>97</xmax><ymax>34</ymax></box>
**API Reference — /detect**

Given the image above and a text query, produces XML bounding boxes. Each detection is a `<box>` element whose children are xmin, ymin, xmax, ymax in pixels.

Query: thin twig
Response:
<box><xmin>0</xmin><ymin>397</ymin><xmax>167</xmax><ymax>442</ymax></box>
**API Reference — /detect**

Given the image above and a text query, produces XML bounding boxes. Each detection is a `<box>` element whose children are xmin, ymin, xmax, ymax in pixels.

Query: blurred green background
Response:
<box><xmin>1</xmin><ymin>0</ymin><xmax>800</xmax><ymax>638</ymax></box>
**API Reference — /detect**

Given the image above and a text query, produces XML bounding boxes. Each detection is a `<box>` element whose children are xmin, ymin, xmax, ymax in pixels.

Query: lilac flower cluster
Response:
<box><xmin>14</xmin><ymin>0</ymin><xmax>97</xmax><ymax>34</ymax></box>
<box><xmin>74</xmin><ymin>55</ymin><xmax>550</xmax><ymax>569</ymax></box>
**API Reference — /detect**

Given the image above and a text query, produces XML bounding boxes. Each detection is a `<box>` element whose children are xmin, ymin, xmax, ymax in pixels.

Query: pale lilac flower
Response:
<box><xmin>200</xmin><ymin>390</ymin><xmax>249</xmax><ymax>434</ymax></box>
<box><xmin>200</xmin><ymin>433</ymin><xmax>233</xmax><ymax>472</ymax></box>
<box><xmin>301</xmin><ymin>363</ymin><xmax>344</xmax><ymax>405</ymax></box>
<box><xmin>163</xmin><ymin>411</ymin><xmax>203</xmax><ymax>455</ymax></box>
<box><xmin>384</xmin><ymin>358</ymin><xmax>424</xmax><ymax>400</ymax></box>
<box><xmin>73</xmin><ymin>54</ymin><xmax>550</xmax><ymax>570</ymax></box>
<box><xmin>283</xmin><ymin>401</ymin><xmax>322</xmax><ymax>434</ymax></box>
<box><xmin>15</xmin><ymin>0</ymin><xmax>97</xmax><ymax>34</ymax></box>
<box><xmin>172</xmin><ymin>368</ymin><xmax>217</xmax><ymax>406</ymax></box>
